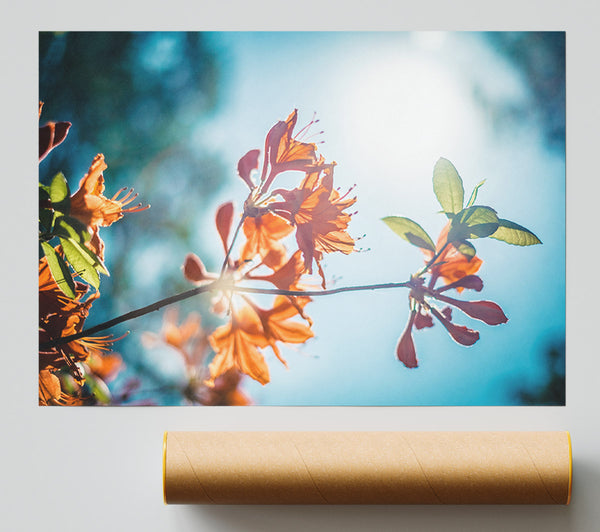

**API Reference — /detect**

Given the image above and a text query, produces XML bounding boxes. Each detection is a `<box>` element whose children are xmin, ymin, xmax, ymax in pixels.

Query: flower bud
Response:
<box><xmin>396</xmin><ymin>312</ymin><xmax>418</xmax><ymax>368</ymax></box>
<box><xmin>182</xmin><ymin>253</ymin><xmax>209</xmax><ymax>283</ymax></box>
<box><xmin>437</xmin><ymin>275</ymin><xmax>484</xmax><ymax>293</ymax></box>
<box><xmin>414</xmin><ymin>310</ymin><xmax>434</xmax><ymax>330</ymax></box>
<box><xmin>215</xmin><ymin>202</ymin><xmax>234</xmax><ymax>253</ymax></box>
<box><xmin>434</xmin><ymin>293</ymin><xmax>508</xmax><ymax>326</ymax></box>
<box><xmin>431</xmin><ymin>308</ymin><xmax>480</xmax><ymax>346</ymax></box>
<box><xmin>450</xmin><ymin>299</ymin><xmax>508</xmax><ymax>325</ymax></box>
<box><xmin>237</xmin><ymin>149</ymin><xmax>260</xmax><ymax>189</ymax></box>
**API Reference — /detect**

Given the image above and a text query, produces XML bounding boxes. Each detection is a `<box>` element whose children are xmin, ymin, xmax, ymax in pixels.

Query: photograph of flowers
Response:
<box><xmin>38</xmin><ymin>31</ymin><xmax>565</xmax><ymax>406</ymax></box>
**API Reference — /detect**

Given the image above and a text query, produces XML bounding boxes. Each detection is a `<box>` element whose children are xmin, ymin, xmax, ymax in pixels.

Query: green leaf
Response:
<box><xmin>39</xmin><ymin>208</ymin><xmax>54</xmax><ymax>233</ymax></box>
<box><xmin>433</xmin><ymin>158</ymin><xmax>464</xmax><ymax>216</ymax></box>
<box><xmin>53</xmin><ymin>217</ymin><xmax>109</xmax><ymax>276</ymax></box>
<box><xmin>63</xmin><ymin>235</ymin><xmax>108</xmax><ymax>276</ymax></box>
<box><xmin>39</xmin><ymin>183</ymin><xmax>50</xmax><ymax>202</ymax></box>
<box><xmin>490</xmin><ymin>219</ymin><xmax>542</xmax><ymax>246</ymax></box>
<box><xmin>49</xmin><ymin>172</ymin><xmax>70</xmax><ymax>214</ymax></box>
<box><xmin>466</xmin><ymin>180</ymin><xmax>486</xmax><ymax>208</ymax></box>
<box><xmin>41</xmin><ymin>241</ymin><xmax>76</xmax><ymax>299</ymax></box>
<box><xmin>448</xmin><ymin>205</ymin><xmax>500</xmax><ymax>241</ymax></box>
<box><xmin>382</xmin><ymin>216</ymin><xmax>436</xmax><ymax>252</ymax></box>
<box><xmin>60</xmin><ymin>237</ymin><xmax>101</xmax><ymax>289</ymax></box>
<box><xmin>85</xmin><ymin>375</ymin><xmax>112</xmax><ymax>405</ymax></box>
<box><xmin>455</xmin><ymin>240</ymin><xmax>477</xmax><ymax>260</ymax></box>
<box><xmin>54</xmin><ymin>215</ymin><xmax>91</xmax><ymax>243</ymax></box>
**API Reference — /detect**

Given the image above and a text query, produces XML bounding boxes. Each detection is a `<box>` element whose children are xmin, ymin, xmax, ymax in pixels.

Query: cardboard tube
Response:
<box><xmin>163</xmin><ymin>431</ymin><xmax>572</xmax><ymax>505</ymax></box>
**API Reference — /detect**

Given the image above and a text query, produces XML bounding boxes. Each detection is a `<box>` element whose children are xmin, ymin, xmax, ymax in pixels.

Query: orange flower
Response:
<box><xmin>203</xmin><ymin>218</ymin><xmax>316</xmax><ymax>387</ymax></box>
<box><xmin>40</xmin><ymin>289</ymin><xmax>100</xmax><ymax>361</ymax></box>
<box><xmin>259</xmin><ymin>109</ymin><xmax>328</xmax><ymax>193</ymax></box>
<box><xmin>234</xmin><ymin>111</ymin><xmax>350</xmax><ymax>286</ymax></box>
<box><xmin>249</xmin><ymin>249</ymin><xmax>306</xmax><ymax>290</ymax></box>
<box><xmin>70</xmin><ymin>154</ymin><xmax>149</xmax><ymax>259</ymax></box>
<box><xmin>269</xmin><ymin>166</ymin><xmax>356</xmax><ymax>286</ymax></box>
<box><xmin>424</xmin><ymin>222</ymin><xmax>483</xmax><ymax>290</ymax></box>
<box><xmin>162</xmin><ymin>309</ymin><xmax>203</xmax><ymax>352</ymax></box>
<box><xmin>207</xmin><ymin>295</ymin><xmax>314</xmax><ymax>386</ymax></box>
<box><xmin>247</xmin><ymin>250</ymin><xmax>314</xmax><ymax>324</ymax></box>
<box><xmin>39</xmin><ymin>255</ymin><xmax>119</xmax><ymax>368</ymax></box>
<box><xmin>86</xmin><ymin>352</ymin><xmax>123</xmax><ymax>383</ymax></box>
<box><xmin>39</xmin><ymin>259</ymin><xmax>123</xmax><ymax>404</ymax></box>
<box><xmin>249</xmin><ymin>296</ymin><xmax>314</xmax><ymax>366</ymax></box>
<box><xmin>39</xmin><ymin>369</ymin><xmax>62</xmax><ymax>405</ymax></box>
<box><xmin>207</xmin><ymin>305</ymin><xmax>270</xmax><ymax>385</ymax></box>
<box><xmin>142</xmin><ymin>307</ymin><xmax>208</xmax><ymax>371</ymax></box>
<box><xmin>240</xmin><ymin>212</ymin><xmax>293</xmax><ymax>269</ymax></box>
<box><xmin>201</xmin><ymin>369</ymin><xmax>251</xmax><ymax>406</ymax></box>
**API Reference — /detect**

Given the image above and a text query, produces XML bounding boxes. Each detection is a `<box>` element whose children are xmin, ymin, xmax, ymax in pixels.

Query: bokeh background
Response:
<box><xmin>39</xmin><ymin>31</ymin><xmax>565</xmax><ymax>405</ymax></box>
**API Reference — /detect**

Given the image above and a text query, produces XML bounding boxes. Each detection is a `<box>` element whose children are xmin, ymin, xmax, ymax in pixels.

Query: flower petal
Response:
<box><xmin>436</xmin><ymin>275</ymin><xmax>484</xmax><ymax>293</ymax></box>
<box><xmin>207</xmin><ymin>306</ymin><xmax>270</xmax><ymax>386</ymax></box>
<box><xmin>251</xmin><ymin>250</ymin><xmax>306</xmax><ymax>290</ymax></box>
<box><xmin>260</xmin><ymin>110</ymin><xmax>322</xmax><ymax>191</ymax></box>
<box><xmin>431</xmin><ymin>307</ymin><xmax>480</xmax><ymax>346</ymax></box>
<box><xmin>414</xmin><ymin>311</ymin><xmax>434</xmax><ymax>330</ymax></box>
<box><xmin>397</xmin><ymin>311</ymin><xmax>418</xmax><ymax>368</ymax></box>
<box><xmin>240</xmin><ymin>212</ymin><xmax>293</xmax><ymax>269</ymax></box>
<box><xmin>453</xmin><ymin>299</ymin><xmax>508</xmax><ymax>325</ymax></box>
<box><xmin>425</xmin><ymin>222</ymin><xmax>483</xmax><ymax>290</ymax></box>
<box><xmin>39</xmin><ymin>370</ymin><xmax>62</xmax><ymax>405</ymax></box>
<box><xmin>182</xmin><ymin>253</ymin><xmax>210</xmax><ymax>283</ymax></box>
<box><xmin>39</xmin><ymin>120</ymin><xmax>71</xmax><ymax>161</ymax></box>
<box><xmin>433</xmin><ymin>293</ymin><xmax>508</xmax><ymax>325</ymax></box>
<box><xmin>237</xmin><ymin>149</ymin><xmax>260</xmax><ymax>189</ymax></box>
<box><xmin>215</xmin><ymin>202</ymin><xmax>235</xmax><ymax>254</ymax></box>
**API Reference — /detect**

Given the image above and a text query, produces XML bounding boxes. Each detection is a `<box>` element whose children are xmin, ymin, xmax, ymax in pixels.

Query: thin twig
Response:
<box><xmin>415</xmin><ymin>241</ymin><xmax>450</xmax><ymax>278</ymax></box>
<box><xmin>234</xmin><ymin>282</ymin><xmax>411</xmax><ymax>298</ymax></box>
<box><xmin>220</xmin><ymin>215</ymin><xmax>246</xmax><ymax>275</ymax></box>
<box><xmin>39</xmin><ymin>280</ymin><xmax>411</xmax><ymax>350</ymax></box>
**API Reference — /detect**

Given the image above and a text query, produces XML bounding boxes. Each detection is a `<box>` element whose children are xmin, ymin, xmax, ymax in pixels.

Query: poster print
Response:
<box><xmin>38</xmin><ymin>32</ymin><xmax>565</xmax><ymax>406</ymax></box>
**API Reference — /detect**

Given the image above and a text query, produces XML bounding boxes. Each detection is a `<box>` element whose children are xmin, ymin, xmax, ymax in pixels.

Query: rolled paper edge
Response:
<box><xmin>163</xmin><ymin>431</ymin><xmax>167</xmax><ymax>505</ymax></box>
<box><xmin>567</xmin><ymin>431</ymin><xmax>572</xmax><ymax>505</ymax></box>
<box><xmin>163</xmin><ymin>431</ymin><xmax>572</xmax><ymax>505</ymax></box>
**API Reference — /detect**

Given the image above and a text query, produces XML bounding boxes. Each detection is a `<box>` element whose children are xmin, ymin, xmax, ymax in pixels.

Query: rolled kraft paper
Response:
<box><xmin>163</xmin><ymin>431</ymin><xmax>572</xmax><ymax>505</ymax></box>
